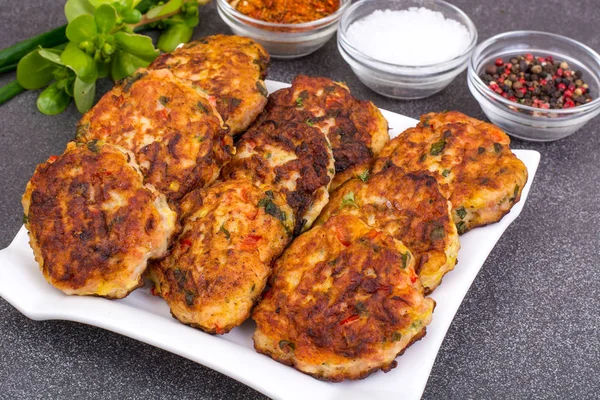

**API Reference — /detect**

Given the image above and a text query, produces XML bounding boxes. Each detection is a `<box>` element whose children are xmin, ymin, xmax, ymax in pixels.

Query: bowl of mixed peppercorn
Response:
<box><xmin>468</xmin><ymin>31</ymin><xmax>600</xmax><ymax>141</ymax></box>
<box><xmin>217</xmin><ymin>0</ymin><xmax>350</xmax><ymax>58</ymax></box>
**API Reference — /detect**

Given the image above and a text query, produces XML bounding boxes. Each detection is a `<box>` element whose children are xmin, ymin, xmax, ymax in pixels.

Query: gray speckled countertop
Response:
<box><xmin>1</xmin><ymin>1</ymin><xmax>599</xmax><ymax>399</ymax></box>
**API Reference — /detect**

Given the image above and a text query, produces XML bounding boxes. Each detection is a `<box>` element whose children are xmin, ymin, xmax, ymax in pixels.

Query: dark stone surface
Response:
<box><xmin>1</xmin><ymin>0</ymin><xmax>599</xmax><ymax>399</ymax></box>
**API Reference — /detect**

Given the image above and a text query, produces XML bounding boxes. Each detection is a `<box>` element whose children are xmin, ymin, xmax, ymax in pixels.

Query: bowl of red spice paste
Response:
<box><xmin>217</xmin><ymin>0</ymin><xmax>350</xmax><ymax>58</ymax></box>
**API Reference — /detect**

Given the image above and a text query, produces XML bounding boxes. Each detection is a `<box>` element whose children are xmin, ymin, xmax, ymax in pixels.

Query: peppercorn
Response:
<box><xmin>479</xmin><ymin>54</ymin><xmax>594</xmax><ymax>110</ymax></box>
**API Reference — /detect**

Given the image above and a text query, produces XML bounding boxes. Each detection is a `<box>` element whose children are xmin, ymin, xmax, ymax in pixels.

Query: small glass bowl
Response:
<box><xmin>468</xmin><ymin>31</ymin><xmax>600</xmax><ymax>142</ymax></box>
<box><xmin>337</xmin><ymin>0</ymin><xmax>477</xmax><ymax>100</ymax></box>
<box><xmin>216</xmin><ymin>0</ymin><xmax>350</xmax><ymax>59</ymax></box>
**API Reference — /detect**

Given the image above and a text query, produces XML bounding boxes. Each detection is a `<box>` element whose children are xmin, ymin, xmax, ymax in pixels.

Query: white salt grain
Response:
<box><xmin>346</xmin><ymin>7</ymin><xmax>471</xmax><ymax>66</ymax></box>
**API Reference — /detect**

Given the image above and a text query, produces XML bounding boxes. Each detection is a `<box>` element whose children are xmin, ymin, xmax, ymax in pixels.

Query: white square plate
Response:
<box><xmin>0</xmin><ymin>80</ymin><xmax>540</xmax><ymax>400</ymax></box>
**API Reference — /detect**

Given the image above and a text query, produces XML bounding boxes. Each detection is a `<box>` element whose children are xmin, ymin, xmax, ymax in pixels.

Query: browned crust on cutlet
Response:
<box><xmin>250</xmin><ymin>75</ymin><xmax>389</xmax><ymax>191</ymax></box>
<box><xmin>221</xmin><ymin>119</ymin><xmax>333</xmax><ymax>235</ymax></box>
<box><xmin>22</xmin><ymin>141</ymin><xmax>174</xmax><ymax>298</ymax></box>
<box><xmin>76</xmin><ymin>69</ymin><xmax>232</xmax><ymax>204</ymax></box>
<box><xmin>149</xmin><ymin>35</ymin><xmax>270</xmax><ymax>135</ymax></box>
<box><xmin>253</xmin><ymin>214</ymin><xmax>434</xmax><ymax>381</ymax></box>
<box><xmin>316</xmin><ymin>165</ymin><xmax>459</xmax><ymax>293</ymax></box>
<box><xmin>148</xmin><ymin>179</ymin><xmax>294</xmax><ymax>334</ymax></box>
<box><xmin>373</xmin><ymin>111</ymin><xmax>528</xmax><ymax>233</ymax></box>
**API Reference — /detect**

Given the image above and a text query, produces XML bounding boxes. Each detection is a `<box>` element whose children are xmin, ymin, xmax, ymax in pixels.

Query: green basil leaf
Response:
<box><xmin>95</xmin><ymin>4</ymin><xmax>118</xmax><ymax>34</ymax></box>
<box><xmin>146</xmin><ymin>0</ymin><xmax>182</xmax><ymax>19</ymax></box>
<box><xmin>38</xmin><ymin>49</ymin><xmax>64</xmax><ymax>66</ymax></box>
<box><xmin>61</xmin><ymin>42</ymin><xmax>97</xmax><ymax>83</ymax></box>
<box><xmin>114</xmin><ymin>32</ymin><xmax>159</xmax><ymax>61</ymax></box>
<box><xmin>110</xmin><ymin>50</ymin><xmax>149</xmax><ymax>81</ymax></box>
<box><xmin>16</xmin><ymin>50</ymin><xmax>56</xmax><ymax>90</ymax></box>
<box><xmin>74</xmin><ymin>77</ymin><xmax>96</xmax><ymax>113</ymax></box>
<box><xmin>37</xmin><ymin>83</ymin><xmax>71</xmax><ymax>115</ymax></box>
<box><xmin>157</xmin><ymin>24</ymin><xmax>193</xmax><ymax>53</ymax></box>
<box><xmin>65</xmin><ymin>0</ymin><xmax>94</xmax><ymax>22</ymax></box>
<box><xmin>66</xmin><ymin>15</ymin><xmax>98</xmax><ymax>43</ymax></box>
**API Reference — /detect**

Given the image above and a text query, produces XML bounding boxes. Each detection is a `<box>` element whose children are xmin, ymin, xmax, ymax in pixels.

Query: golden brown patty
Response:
<box><xmin>148</xmin><ymin>179</ymin><xmax>294</xmax><ymax>334</ymax></box>
<box><xmin>252</xmin><ymin>75</ymin><xmax>389</xmax><ymax>190</ymax></box>
<box><xmin>149</xmin><ymin>35</ymin><xmax>270</xmax><ymax>135</ymax></box>
<box><xmin>373</xmin><ymin>111</ymin><xmax>528</xmax><ymax>233</ymax></box>
<box><xmin>221</xmin><ymin>118</ymin><xmax>335</xmax><ymax>235</ymax></box>
<box><xmin>253</xmin><ymin>214</ymin><xmax>434</xmax><ymax>381</ymax></box>
<box><xmin>22</xmin><ymin>141</ymin><xmax>176</xmax><ymax>299</ymax></box>
<box><xmin>316</xmin><ymin>165</ymin><xmax>460</xmax><ymax>293</ymax></box>
<box><xmin>76</xmin><ymin>68</ymin><xmax>233</xmax><ymax>203</ymax></box>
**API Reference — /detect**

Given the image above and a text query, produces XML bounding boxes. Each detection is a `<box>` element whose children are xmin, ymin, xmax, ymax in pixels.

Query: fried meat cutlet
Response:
<box><xmin>149</xmin><ymin>34</ymin><xmax>270</xmax><ymax>135</ymax></box>
<box><xmin>22</xmin><ymin>141</ymin><xmax>176</xmax><ymax>298</ymax></box>
<box><xmin>253</xmin><ymin>214</ymin><xmax>435</xmax><ymax>381</ymax></box>
<box><xmin>252</xmin><ymin>75</ymin><xmax>389</xmax><ymax>191</ymax></box>
<box><xmin>373</xmin><ymin>111</ymin><xmax>528</xmax><ymax>233</ymax></box>
<box><xmin>221</xmin><ymin>119</ymin><xmax>335</xmax><ymax>235</ymax></box>
<box><xmin>316</xmin><ymin>165</ymin><xmax>460</xmax><ymax>293</ymax></box>
<box><xmin>148</xmin><ymin>179</ymin><xmax>294</xmax><ymax>334</ymax></box>
<box><xmin>76</xmin><ymin>68</ymin><xmax>233</xmax><ymax>203</ymax></box>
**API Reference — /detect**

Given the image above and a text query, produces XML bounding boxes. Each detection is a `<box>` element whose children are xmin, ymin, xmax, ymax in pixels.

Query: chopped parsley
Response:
<box><xmin>295</xmin><ymin>97</ymin><xmax>303</xmax><ymax>108</ymax></box>
<box><xmin>258</xmin><ymin>197</ymin><xmax>287</xmax><ymax>222</ymax></box>
<box><xmin>265</xmin><ymin>152</ymin><xmax>272</xmax><ymax>159</ymax></box>
<box><xmin>340</xmin><ymin>192</ymin><xmax>359</xmax><ymax>208</ymax></box>
<box><xmin>279</xmin><ymin>340</ymin><xmax>295</xmax><ymax>351</ymax></box>
<box><xmin>158</xmin><ymin>96</ymin><xmax>169</xmax><ymax>106</ymax></box>
<box><xmin>456</xmin><ymin>207</ymin><xmax>467</xmax><ymax>219</ymax></box>
<box><xmin>509</xmin><ymin>184</ymin><xmax>520</xmax><ymax>203</ymax></box>
<box><xmin>86</xmin><ymin>139</ymin><xmax>102</xmax><ymax>153</ymax></box>
<box><xmin>219</xmin><ymin>223</ymin><xmax>230</xmax><ymax>240</ymax></box>
<box><xmin>357</xmin><ymin>170</ymin><xmax>369</xmax><ymax>182</ymax></box>
<box><xmin>400</xmin><ymin>252</ymin><xmax>410</xmax><ymax>269</ymax></box>
<box><xmin>256</xmin><ymin>81</ymin><xmax>268</xmax><ymax>97</ymax></box>
<box><xmin>22</xmin><ymin>214</ymin><xmax>28</xmax><ymax>224</ymax></box>
<box><xmin>392</xmin><ymin>332</ymin><xmax>402</xmax><ymax>342</ymax></box>
<box><xmin>430</xmin><ymin>226</ymin><xmax>445</xmax><ymax>241</ymax></box>
<box><xmin>196</xmin><ymin>102</ymin><xmax>208</xmax><ymax>113</ymax></box>
<box><xmin>430</xmin><ymin>138</ymin><xmax>446</xmax><ymax>156</ymax></box>
<box><xmin>442</xmin><ymin>169</ymin><xmax>450</xmax><ymax>177</ymax></box>
<box><xmin>185</xmin><ymin>290</ymin><xmax>195</xmax><ymax>306</ymax></box>
<box><xmin>306</xmin><ymin>118</ymin><xmax>314</xmax><ymax>127</ymax></box>
<box><xmin>456</xmin><ymin>221</ymin><xmax>467</xmax><ymax>234</ymax></box>
<box><xmin>265</xmin><ymin>190</ymin><xmax>274</xmax><ymax>199</ymax></box>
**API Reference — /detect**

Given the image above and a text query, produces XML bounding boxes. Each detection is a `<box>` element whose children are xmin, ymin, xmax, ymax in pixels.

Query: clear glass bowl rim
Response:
<box><xmin>216</xmin><ymin>0</ymin><xmax>351</xmax><ymax>29</ymax></box>
<box><xmin>468</xmin><ymin>30</ymin><xmax>600</xmax><ymax>116</ymax></box>
<box><xmin>338</xmin><ymin>0</ymin><xmax>478</xmax><ymax>70</ymax></box>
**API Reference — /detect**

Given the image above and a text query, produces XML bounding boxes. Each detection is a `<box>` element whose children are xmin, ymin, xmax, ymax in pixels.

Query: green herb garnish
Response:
<box><xmin>456</xmin><ymin>207</ymin><xmax>467</xmax><ymax>219</ymax></box>
<box><xmin>357</xmin><ymin>170</ymin><xmax>369</xmax><ymax>182</ymax></box>
<box><xmin>158</xmin><ymin>96</ymin><xmax>169</xmax><ymax>106</ymax></box>
<box><xmin>219</xmin><ymin>223</ymin><xmax>230</xmax><ymax>240</ymax></box>
<box><xmin>256</xmin><ymin>81</ymin><xmax>268</xmax><ymax>97</ymax></box>
<box><xmin>400</xmin><ymin>252</ymin><xmax>410</xmax><ymax>269</ymax></box>
<box><xmin>456</xmin><ymin>221</ymin><xmax>467</xmax><ymax>234</ymax></box>
<box><xmin>430</xmin><ymin>138</ymin><xmax>446</xmax><ymax>156</ymax></box>
<box><xmin>442</xmin><ymin>169</ymin><xmax>450</xmax><ymax>177</ymax></box>
<box><xmin>279</xmin><ymin>340</ymin><xmax>295</xmax><ymax>351</ymax></box>
<box><xmin>340</xmin><ymin>192</ymin><xmax>359</xmax><ymax>208</ymax></box>
<box><xmin>392</xmin><ymin>332</ymin><xmax>402</xmax><ymax>342</ymax></box>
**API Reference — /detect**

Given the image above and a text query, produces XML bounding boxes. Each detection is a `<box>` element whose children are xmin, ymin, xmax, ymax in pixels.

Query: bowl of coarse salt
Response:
<box><xmin>338</xmin><ymin>0</ymin><xmax>477</xmax><ymax>99</ymax></box>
